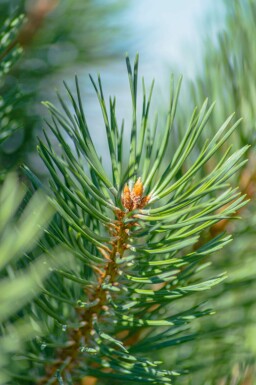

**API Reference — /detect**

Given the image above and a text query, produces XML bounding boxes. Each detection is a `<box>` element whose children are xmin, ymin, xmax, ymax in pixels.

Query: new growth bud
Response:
<box><xmin>121</xmin><ymin>177</ymin><xmax>150</xmax><ymax>211</ymax></box>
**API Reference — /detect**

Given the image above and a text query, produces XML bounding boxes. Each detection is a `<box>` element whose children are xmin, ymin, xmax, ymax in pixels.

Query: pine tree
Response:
<box><xmin>0</xmin><ymin>4</ymin><xmax>253</xmax><ymax>385</ymax></box>
<box><xmin>1</xmin><ymin>54</ymin><xmax>248</xmax><ymax>384</ymax></box>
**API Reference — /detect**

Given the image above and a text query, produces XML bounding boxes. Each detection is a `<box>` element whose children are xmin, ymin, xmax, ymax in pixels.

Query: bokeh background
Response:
<box><xmin>0</xmin><ymin>0</ymin><xmax>223</xmax><ymax>174</ymax></box>
<box><xmin>1</xmin><ymin>1</ymin><xmax>256</xmax><ymax>384</ymax></box>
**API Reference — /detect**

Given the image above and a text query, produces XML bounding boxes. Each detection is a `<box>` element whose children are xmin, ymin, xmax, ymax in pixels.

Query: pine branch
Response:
<box><xmin>13</xmin><ymin>56</ymin><xmax>248</xmax><ymax>385</ymax></box>
<box><xmin>0</xmin><ymin>174</ymin><xmax>58</xmax><ymax>385</ymax></box>
<box><xmin>38</xmin><ymin>180</ymin><xmax>152</xmax><ymax>384</ymax></box>
<box><xmin>172</xmin><ymin>2</ymin><xmax>256</xmax><ymax>382</ymax></box>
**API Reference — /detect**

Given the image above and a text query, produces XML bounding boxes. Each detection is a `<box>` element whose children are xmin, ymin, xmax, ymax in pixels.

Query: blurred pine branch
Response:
<box><xmin>172</xmin><ymin>0</ymin><xmax>256</xmax><ymax>383</ymax></box>
<box><xmin>0</xmin><ymin>0</ymin><xmax>128</xmax><ymax>172</ymax></box>
<box><xmin>0</xmin><ymin>173</ymin><xmax>57</xmax><ymax>385</ymax></box>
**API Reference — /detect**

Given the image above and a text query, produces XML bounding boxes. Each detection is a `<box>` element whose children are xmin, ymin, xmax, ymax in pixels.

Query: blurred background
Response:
<box><xmin>0</xmin><ymin>0</ymin><xmax>223</xmax><ymax>174</ymax></box>
<box><xmin>1</xmin><ymin>0</ymin><xmax>256</xmax><ymax>384</ymax></box>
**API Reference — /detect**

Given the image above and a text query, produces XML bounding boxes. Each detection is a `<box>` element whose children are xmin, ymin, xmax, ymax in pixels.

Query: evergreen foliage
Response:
<box><xmin>0</xmin><ymin>0</ymin><xmax>127</xmax><ymax>171</ymax></box>
<box><xmin>171</xmin><ymin>0</ymin><xmax>256</xmax><ymax>383</ymax></box>
<box><xmin>0</xmin><ymin>174</ymin><xmax>56</xmax><ymax>385</ymax></box>
<box><xmin>2</xmin><ymin>55</ymin><xmax>247</xmax><ymax>385</ymax></box>
<box><xmin>0</xmin><ymin>14</ymin><xmax>62</xmax><ymax>385</ymax></box>
<box><xmin>0</xmin><ymin>2</ymin><xmax>254</xmax><ymax>385</ymax></box>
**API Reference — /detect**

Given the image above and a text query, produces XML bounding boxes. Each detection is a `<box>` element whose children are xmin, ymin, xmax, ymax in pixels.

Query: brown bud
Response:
<box><xmin>132</xmin><ymin>177</ymin><xmax>143</xmax><ymax>197</ymax></box>
<box><xmin>121</xmin><ymin>184</ymin><xmax>132</xmax><ymax>210</ymax></box>
<box><xmin>121</xmin><ymin>178</ymin><xmax>150</xmax><ymax>211</ymax></box>
<box><xmin>131</xmin><ymin>178</ymin><xmax>143</xmax><ymax>209</ymax></box>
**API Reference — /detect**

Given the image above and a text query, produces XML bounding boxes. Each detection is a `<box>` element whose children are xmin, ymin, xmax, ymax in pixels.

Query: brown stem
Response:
<box><xmin>38</xmin><ymin>178</ymin><xmax>151</xmax><ymax>384</ymax></box>
<box><xmin>38</xmin><ymin>211</ymin><xmax>128</xmax><ymax>384</ymax></box>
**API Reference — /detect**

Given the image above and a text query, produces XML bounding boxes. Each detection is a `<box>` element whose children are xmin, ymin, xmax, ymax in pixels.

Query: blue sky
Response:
<box><xmin>128</xmin><ymin>0</ymin><xmax>224</xmax><ymax>78</ymax></box>
<box><xmin>82</xmin><ymin>1</ymin><xmax>225</xmax><ymax>162</ymax></box>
